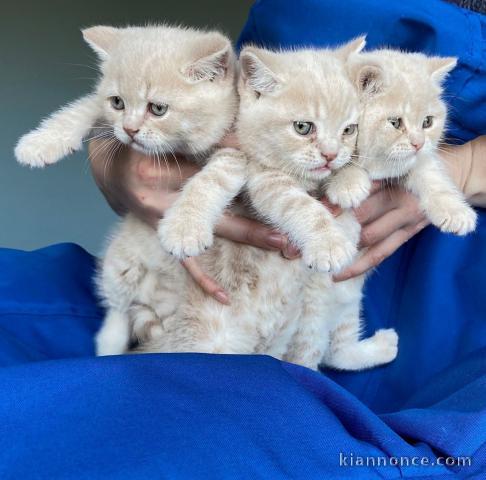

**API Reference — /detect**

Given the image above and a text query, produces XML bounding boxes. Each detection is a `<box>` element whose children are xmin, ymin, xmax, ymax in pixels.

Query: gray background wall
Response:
<box><xmin>0</xmin><ymin>0</ymin><xmax>251</xmax><ymax>254</ymax></box>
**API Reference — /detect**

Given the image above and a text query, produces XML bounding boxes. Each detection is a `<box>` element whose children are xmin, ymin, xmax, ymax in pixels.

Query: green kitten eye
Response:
<box><xmin>343</xmin><ymin>124</ymin><xmax>357</xmax><ymax>136</ymax></box>
<box><xmin>422</xmin><ymin>116</ymin><xmax>434</xmax><ymax>129</ymax></box>
<box><xmin>110</xmin><ymin>96</ymin><xmax>125</xmax><ymax>111</ymax></box>
<box><xmin>293</xmin><ymin>121</ymin><xmax>314</xmax><ymax>136</ymax></box>
<box><xmin>388</xmin><ymin>117</ymin><xmax>402</xmax><ymax>129</ymax></box>
<box><xmin>149</xmin><ymin>103</ymin><xmax>169</xmax><ymax>117</ymax></box>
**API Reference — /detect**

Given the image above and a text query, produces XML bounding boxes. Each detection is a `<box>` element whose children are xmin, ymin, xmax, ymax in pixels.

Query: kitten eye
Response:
<box><xmin>293</xmin><ymin>121</ymin><xmax>314</xmax><ymax>136</ymax></box>
<box><xmin>422</xmin><ymin>116</ymin><xmax>434</xmax><ymax>129</ymax></box>
<box><xmin>109</xmin><ymin>96</ymin><xmax>125</xmax><ymax>111</ymax></box>
<box><xmin>343</xmin><ymin>124</ymin><xmax>357</xmax><ymax>136</ymax></box>
<box><xmin>388</xmin><ymin>117</ymin><xmax>402</xmax><ymax>129</ymax></box>
<box><xmin>149</xmin><ymin>103</ymin><xmax>169</xmax><ymax>117</ymax></box>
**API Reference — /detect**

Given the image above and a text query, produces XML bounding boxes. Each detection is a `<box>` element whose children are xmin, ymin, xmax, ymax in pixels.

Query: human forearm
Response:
<box><xmin>441</xmin><ymin>136</ymin><xmax>486</xmax><ymax>207</ymax></box>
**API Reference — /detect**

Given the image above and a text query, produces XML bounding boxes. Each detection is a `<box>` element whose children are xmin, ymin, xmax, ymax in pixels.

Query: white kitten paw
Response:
<box><xmin>327</xmin><ymin>176</ymin><xmax>371</xmax><ymax>209</ymax></box>
<box><xmin>159</xmin><ymin>216</ymin><xmax>214</xmax><ymax>259</ymax></box>
<box><xmin>428</xmin><ymin>201</ymin><xmax>477</xmax><ymax>236</ymax></box>
<box><xmin>95</xmin><ymin>329</ymin><xmax>128</xmax><ymax>356</ymax></box>
<box><xmin>15</xmin><ymin>130</ymin><xmax>77</xmax><ymax>167</ymax></box>
<box><xmin>302</xmin><ymin>228</ymin><xmax>357</xmax><ymax>273</ymax></box>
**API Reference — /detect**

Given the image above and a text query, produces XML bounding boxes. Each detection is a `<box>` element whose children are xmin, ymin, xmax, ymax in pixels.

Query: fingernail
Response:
<box><xmin>267</xmin><ymin>234</ymin><xmax>284</xmax><ymax>249</ymax></box>
<box><xmin>283</xmin><ymin>244</ymin><xmax>301</xmax><ymax>259</ymax></box>
<box><xmin>214</xmin><ymin>290</ymin><xmax>230</xmax><ymax>305</ymax></box>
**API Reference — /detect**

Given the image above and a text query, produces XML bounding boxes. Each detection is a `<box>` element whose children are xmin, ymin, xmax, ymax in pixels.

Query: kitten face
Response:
<box><xmin>237</xmin><ymin>40</ymin><xmax>365</xmax><ymax>182</ymax></box>
<box><xmin>351</xmin><ymin>51</ymin><xmax>456</xmax><ymax>179</ymax></box>
<box><xmin>83</xmin><ymin>26</ymin><xmax>238</xmax><ymax>155</ymax></box>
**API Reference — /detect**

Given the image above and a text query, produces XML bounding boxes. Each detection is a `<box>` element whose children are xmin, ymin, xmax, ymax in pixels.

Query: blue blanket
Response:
<box><xmin>1</xmin><ymin>222</ymin><xmax>485</xmax><ymax>478</ymax></box>
<box><xmin>1</xmin><ymin>0</ymin><xmax>485</xmax><ymax>478</ymax></box>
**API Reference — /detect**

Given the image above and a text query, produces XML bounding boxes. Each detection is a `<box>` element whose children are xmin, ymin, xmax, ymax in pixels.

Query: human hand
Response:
<box><xmin>89</xmin><ymin>137</ymin><xmax>299</xmax><ymax>305</ymax></box>
<box><xmin>333</xmin><ymin>181</ymin><xmax>428</xmax><ymax>281</ymax></box>
<box><xmin>334</xmin><ymin>138</ymin><xmax>485</xmax><ymax>280</ymax></box>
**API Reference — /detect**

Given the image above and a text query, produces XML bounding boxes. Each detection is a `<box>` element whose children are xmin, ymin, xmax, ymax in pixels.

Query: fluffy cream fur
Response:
<box><xmin>15</xmin><ymin>25</ymin><xmax>238</xmax><ymax>165</ymax></box>
<box><xmin>129</xmin><ymin>39</ymin><xmax>398</xmax><ymax>371</ymax></box>
<box><xmin>321</xmin><ymin>50</ymin><xmax>477</xmax><ymax>366</ymax></box>
<box><xmin>16</xmin><ymin>27</ymin><xmax>400</xmax><ymax>370</ymax></box>
<box><xmin>328</xmin><ymin>50</ymin><xmax>477</xmax><ymax>236</ymax></box>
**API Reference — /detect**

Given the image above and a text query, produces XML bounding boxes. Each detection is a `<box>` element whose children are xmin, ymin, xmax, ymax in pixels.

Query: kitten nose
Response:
<box><xmin>412</xmin><ymin>141</ymin><xmax>424</xmax><ymax>151</ymax></box>
<box><xmin>321</xmin><ymin>151</ymin><xmax>337</xmax><ymax>162</ymax></box>
<box><xmin>123</xmin><ymin>127</ymin><xmax>139</xmax><ymax>138</ymax></box>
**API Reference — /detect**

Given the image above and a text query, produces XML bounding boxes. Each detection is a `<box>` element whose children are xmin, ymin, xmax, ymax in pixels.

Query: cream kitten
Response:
<box><xmin>321</xmin><ymin>50</ymin><xmax>477</xmax><ymax>369</ymax></box>
<box><xmin>15</xmin><ymin>25</ymin><xmax>238</xmax><ymax>166</ymax></box>
<box><xmin>14</xmin><ymin>25</ymin><xmax>243</xmax><ymax>354</ymax></box>
<box><xmin>128</xmin><ymin>39</ymin><xmax>398</xmax><ymax>371</ymax></box>
<box><xmin>327</xmin><ymin>49</ymin><xmax>477</xmax><ymax>236</ymax></box>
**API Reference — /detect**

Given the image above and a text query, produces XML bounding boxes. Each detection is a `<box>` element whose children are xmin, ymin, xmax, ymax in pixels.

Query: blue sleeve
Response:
<box><xmin>238</xmin><ymin>0</ymin><xmax>486</xmax><ymax>143</ymax></box>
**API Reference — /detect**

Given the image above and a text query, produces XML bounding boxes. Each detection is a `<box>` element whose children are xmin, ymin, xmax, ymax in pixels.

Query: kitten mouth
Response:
<box><xmin>129</xmin><ymin>140</ymin><xmax>151</xmax><ymax>154</ymax></box>
<box><xmin>130</xmin><ymin>139</ymin><xmax>148</xmax><ymax>151</ymax></box>
<box><xmin>310</xmin><ymin>163</ymin><xmax>330</xmax><ymax>172</ymax></box>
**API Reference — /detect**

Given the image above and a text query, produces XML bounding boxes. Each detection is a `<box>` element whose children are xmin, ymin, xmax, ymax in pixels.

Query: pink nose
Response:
<box><xmin>412</xmin><ymin>142</ymin><xmax>424</xmax><ymax>151</ymax></box>
<box><xmin>321</xmin><ymin>152</ymin><xmax>337</xmax><ymax>162</ymax></box>
<box><xmin>124</xmin><ymin>127</ymin><xmax>139</xmax><ymax>138</ymax></box>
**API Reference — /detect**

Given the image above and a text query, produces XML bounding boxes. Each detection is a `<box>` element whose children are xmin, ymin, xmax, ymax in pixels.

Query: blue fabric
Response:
<box><xmin>1</xmin><ymin>233</ymin><xmax>485</xmax><ymax>478</ymax></box>
<box><xmin>1</xmin><ymin>0</ymin><xmax>486</xmax><ymax>478</ymax></box>
<box><xmin>237</xmin><ymin>0</ymin><xmax>486</xmax><ymax>144</ymax></box>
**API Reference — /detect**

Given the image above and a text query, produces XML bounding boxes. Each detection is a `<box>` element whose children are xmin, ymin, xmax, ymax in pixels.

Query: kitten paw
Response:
<box><xmin>428</xmin><ymin>202</ymin><xmax>477</xmax><ymax>236</ymax></box>
<box><xmin>15</xmin><ymin>130</ymin><xmax>76</xmax><ymax>167</ymax></box>
<box><xmin>159</xmin><ymin>216</ymin><xmax>214</xmax><ymax>259</ymax></box>
<box><xmin>302</xmin><ymin>229</ymin><xmax>357</xmax><ymax>273</ymax></box>
<box><xmin>326</xmin><ymin>177</ymin><xmax>371</xmax><ymax>209</ymax></box>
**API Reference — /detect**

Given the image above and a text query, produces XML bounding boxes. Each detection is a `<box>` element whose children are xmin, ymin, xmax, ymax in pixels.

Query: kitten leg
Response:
<box><xmin>96</xmin><ymin>221</ymin><xmax>149</xmax><ymax>356</ymax></box>
<box><xmin>95</xmin><ymin>309</ymin><xmax>131</xmax><ymax>356</ymax></box>
<box><xmin>326</xmin><ymin>163</ymin><xmax>371</xmax><ymax>208</ymax></box>
<box><xmin>135</xmin><ymin>309</ymin><xmax>258</xmax><ymax>355</ymax></box>
<box><xmin>406</xmin><ymin>152</ymin><xmax>477</xmax><ymax>235</ymax></box>
<box><xmin>284</xmin><ymin>310</ymin><xmax>331</xmax><ymax>371</ymax></box>
<box><xmin>247</xmin><ymin>168</ymin><xmax>357</xmax><ymax>273</ymax></box>
<box><xmin>283</xmin><ymin>273</ymin><xmax>330</xmax><ymax>370</ymax></box>
<box><xmin>159</xmin><ymin>148</ymin><xmax>247</xmax><ymax>258</ymax></box>
<box><xmin>15</xmin><ymin>94</ymin><xmax>102</xmax><ymax>167</ymax></box>
<box><xmin>130</xmin><ymin>305</ymin><xmax>164</xmax><ymax>345</ymax></box>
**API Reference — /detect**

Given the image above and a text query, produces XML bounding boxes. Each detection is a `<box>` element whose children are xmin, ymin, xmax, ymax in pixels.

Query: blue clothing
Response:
<box><xmin>1</xmin><ymin>1</ymin><xmax>485</xmax><ymax>478</ymax></box>
<box><xmin>238</xmin><ymin>0</ymin><xmax>486</xmax><ymax>144</ymax></box>
<box><xmin>1</xmin><ymin>234</ymin><xmax>485</xmax><ymax>478</ymax></box>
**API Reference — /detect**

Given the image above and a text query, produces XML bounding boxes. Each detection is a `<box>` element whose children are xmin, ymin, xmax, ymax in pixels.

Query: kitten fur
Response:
<box><xmin>125</xmin><ymin>39</ymin><xmax>398</xmax><ymax>371</ymax></box>
<box><xmin>15</xmin><ymin>25</ymin><xmax>238</xmax><ymax>166</ymax></box>
<box><xmin>327</xmin><ymin>49</ymin><xmax>477</xmax><ymax>237</ymax></box>
<box><xmin>321</xmin><ymin>50</ymin><xmax>477</xmax><ymax>366</ymax></box>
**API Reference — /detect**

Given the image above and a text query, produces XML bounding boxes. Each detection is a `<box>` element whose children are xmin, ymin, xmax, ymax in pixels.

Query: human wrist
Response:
<box><xmin>465</xmin><ymin>136</ymin><xmax>486</xmax><ymax>207</ymax></box>
<box><xmin>441</xmin><ymin>136</ymin><xmax>486</xmax><ymax>207</ymax></box>
<box><xmin>440</xmin><ymin>142</ymin><xmax>472</xmax><ymax>195</ymax></box>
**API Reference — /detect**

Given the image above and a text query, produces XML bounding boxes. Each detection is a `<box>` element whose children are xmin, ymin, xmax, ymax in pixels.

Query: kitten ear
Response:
<box><xmin>347</xmin><ymin>52</ymin><xmax>386</xmax><ymax>97</ymax></box>
<box><xmin>355</xmin><ymin>64</ymin><xmax>386</xmax><ymax>96</ymax></box>
<box><xmin>428</xmin><ymin>56</ymin><xmax>457</xmax><ymax>84</ymax></box>
<box><xmin>82</xmin><ymin>26</ymin><xmax>120</xmax><ymax>59</ymax></box>
<box><xmin>336</xmin><ymin>35</ymin><xmax>367</xmax><ymax>60</ymax></box>
<box><xmin>239</xmin><ymin>47</ymin><xmax>281</xmax><ymax>95</ymax></box>
<box><xmin>183</xmin><ymin>36</ymin><xmax>234</xmax><ymax>83</ymax></box>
